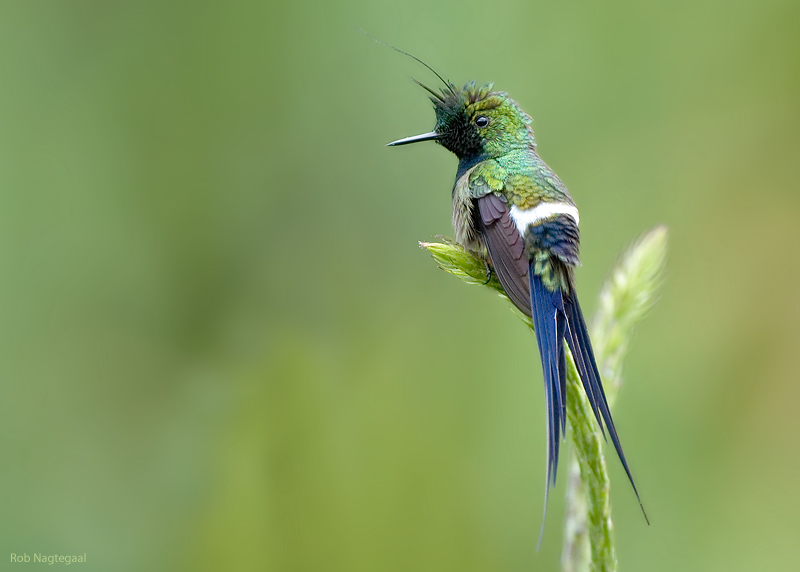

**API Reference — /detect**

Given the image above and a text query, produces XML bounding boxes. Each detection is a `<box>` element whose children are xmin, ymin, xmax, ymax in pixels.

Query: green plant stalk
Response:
<box><xmin>562</xmin><ymin>347</ymin><xmax>616</xmax><ymax>572</ymax></box>
<box><xmin>420</xmin><ymin>226</ymin><xmax>666</xmax><ymax>572</ymax></box>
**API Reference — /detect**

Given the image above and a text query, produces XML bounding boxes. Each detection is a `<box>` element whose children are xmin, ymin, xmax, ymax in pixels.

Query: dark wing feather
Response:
<box><xmin>476</xmin><ymin>194</ymin><xmax>531</xmax><ymax>316</ymax></box>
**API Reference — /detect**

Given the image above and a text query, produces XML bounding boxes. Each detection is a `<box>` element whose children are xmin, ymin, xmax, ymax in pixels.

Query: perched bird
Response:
<box><xmin>388</xmin><ymin>70</ymin><xmax>647</xmax><ymax>544</ymax></box>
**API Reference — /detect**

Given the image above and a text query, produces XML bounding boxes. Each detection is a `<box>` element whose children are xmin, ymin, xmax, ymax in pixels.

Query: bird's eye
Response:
<box><xmin>475</xmin><ymin>116</ymin><xmax>489</xmax><ymax>128</ymax></box>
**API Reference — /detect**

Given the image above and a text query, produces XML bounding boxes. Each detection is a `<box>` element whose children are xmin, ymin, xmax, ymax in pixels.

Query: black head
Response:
<box><xmin>389</xmin><ymin>81</ymin><xmax>535</xmax><ymax>161</ymax></box>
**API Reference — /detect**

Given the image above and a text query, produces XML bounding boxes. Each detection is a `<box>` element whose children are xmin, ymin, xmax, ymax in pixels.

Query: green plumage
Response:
<box><xmin>389</xmin><ymin>79</ymin><xmax>646</xmax><ymax>546</ymax></box>
<box><xmin>439</xmin><ymin>83</ymin><xmax>576</xmax><ymax>291</ymax></box>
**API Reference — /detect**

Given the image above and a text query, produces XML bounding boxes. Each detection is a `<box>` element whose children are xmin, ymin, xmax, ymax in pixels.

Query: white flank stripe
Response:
<box><xmin>509</xmin><ymin>203</ymin><xmax>580</xmax><ymax>233</ymax></box>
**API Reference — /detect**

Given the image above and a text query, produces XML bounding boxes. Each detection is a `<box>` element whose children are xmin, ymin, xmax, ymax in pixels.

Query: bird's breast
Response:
<box><xmin>451</xmin><ymin>168</ymin><xmax>491</xmax><ymax>254</ymax></box>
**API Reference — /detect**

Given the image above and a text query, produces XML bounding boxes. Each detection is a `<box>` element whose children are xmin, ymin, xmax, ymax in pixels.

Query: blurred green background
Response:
<box><xmin>1</xmin><ymin>1</ymin><xmax>799</xmax><ymax>570</ymax></box>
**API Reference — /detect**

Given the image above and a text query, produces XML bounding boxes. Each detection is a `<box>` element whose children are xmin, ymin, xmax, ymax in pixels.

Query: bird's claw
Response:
<box><xmin>483</xmin><ymin>261</ymin><xmax>493</xmax><ymax>285</ymax></box>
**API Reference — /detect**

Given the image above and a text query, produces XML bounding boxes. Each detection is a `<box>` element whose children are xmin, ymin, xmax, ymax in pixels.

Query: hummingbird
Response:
<box><xmin>386</xmin><ymin>57</ymin><xmax>647</xmax><ymax>545</ymax></box>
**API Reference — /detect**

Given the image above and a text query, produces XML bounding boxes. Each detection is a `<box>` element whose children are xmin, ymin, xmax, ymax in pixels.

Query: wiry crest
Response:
<box><xmin>428</xmin><ymin>81</ymin><xmax>535</xmax><ymax>159</ymax></box>
<box><xmin>431</xmin><ymin>81</ymin><xmax>500</xmax><ymax>112</ymax></box>
<box><xmin>356</xmin><ymin>28</ymin><xmax>458</xmax><ymax>99</ymax></box>
<box><xmin>412</xmin><ymin>78</ymin><xmax>446</xmax><ymax>102</ymax></box>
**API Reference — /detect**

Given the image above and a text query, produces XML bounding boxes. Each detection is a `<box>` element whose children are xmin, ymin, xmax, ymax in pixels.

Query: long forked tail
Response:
<box><xmin>529</xmin><ymin>268</ymin><xmax>568</xmax><ymax>550</ymax></box>
<box><xmin>529</xmin><ymin>264</ymin><xmax>648</xmax><ymax>550</ymax></box>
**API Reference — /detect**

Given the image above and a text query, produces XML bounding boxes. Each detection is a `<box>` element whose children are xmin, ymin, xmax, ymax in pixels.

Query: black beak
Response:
<box><xmin>386</xmin><ymin>131</ymin><xmax>439</xmax><ymax>146</ymax></box>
